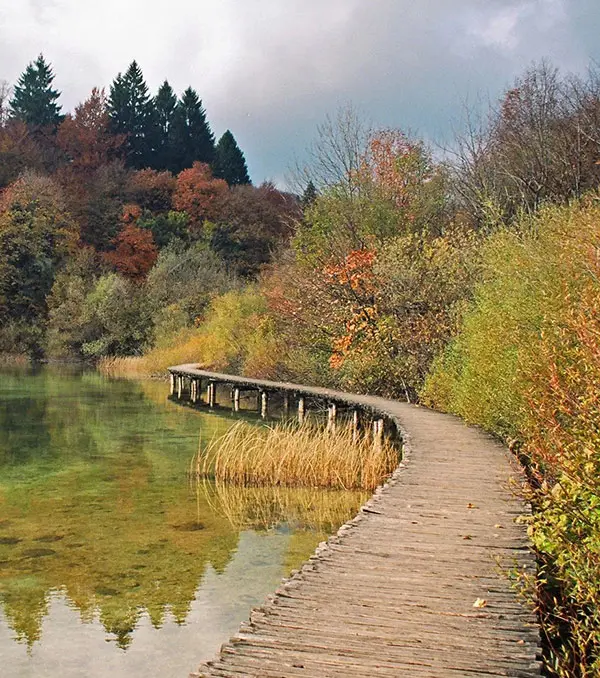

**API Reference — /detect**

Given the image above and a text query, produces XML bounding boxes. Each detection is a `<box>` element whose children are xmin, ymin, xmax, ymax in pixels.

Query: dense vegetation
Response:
<box><xmin>2</xmin><ymin>54</ymin><xmax>600</xmax><ymax>674</ymax></box>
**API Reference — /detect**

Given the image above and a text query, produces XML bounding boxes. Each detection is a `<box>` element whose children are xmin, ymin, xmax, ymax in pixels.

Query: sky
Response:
<box><xmin>1</xmin><ymin>0</ymin><xmax>600</xmax><ymax>186</ymax></box>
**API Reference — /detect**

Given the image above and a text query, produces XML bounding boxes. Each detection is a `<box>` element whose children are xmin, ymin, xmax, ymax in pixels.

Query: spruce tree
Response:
<box><xmin>153</xmin><ymin>80</ymin><xmax>177</xmax><ymax>171</ymax></box>
<box><xmin>301</xmin><ymin>180</ymin><xmax>318</xmax><ymax>208</ymax></box>
<box><xmin>108</xmin><ymin>61</ymin><xmax>156</xmax><ymax>169</ymax></box>
<box><xmin>10</xmin><ymin>54</ymin><xmax>63</xmax><ymax>129</ymax></box>
<box><xmin>170</xmin><ymin>87</ymin><xmax>215</xmax><ymax>173</ymax></box>
<box><xmin>213</xmin><ymin>130</ymin><xmax>251</xmax><ymax>186</ymax></box>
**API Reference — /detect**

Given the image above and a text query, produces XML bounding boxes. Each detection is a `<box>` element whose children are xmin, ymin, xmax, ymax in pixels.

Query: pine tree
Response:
<box><xmin>301</xmin><ymin>180</ymin><xmax>318</xmax><ymax>208</ymax></box>
<box><xmin>153</xmin><ymin>80</ymin><xmax>177</xmax><ymax>171</ymax></box>
<box><xmin>170</xmin><ymin>87</ymin><xmax>215</xmax><ymax>173</ymax></box>
<box><xmin>213</xmin><ymin>130</ymin><xmax>251</xmax><ymax>186</ymax></box>
<box><xmin>10</xmin><ymin>54</ymin><xmax>63</xmax><ymax>129</ymax></box>
<box><xmin>108</xmin><ymin>61</ymin><xmax>156</xmax><ymax>169</ymax></box>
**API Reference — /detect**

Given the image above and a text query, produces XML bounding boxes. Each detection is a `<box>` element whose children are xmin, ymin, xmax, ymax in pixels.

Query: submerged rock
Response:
<box><xmin>172</xmin><ymin>522</ymin><xmax>205</xmax><ymax>532</ymax></box>
<box><xmin>34</xmin><ymin>534</ymin><xmax>64</xmax><ymax>543</ymax></box>
<box><xmin>22</xmin><ymin>548</ymin><xmax>56</xmax><ymax>558</ymax></box>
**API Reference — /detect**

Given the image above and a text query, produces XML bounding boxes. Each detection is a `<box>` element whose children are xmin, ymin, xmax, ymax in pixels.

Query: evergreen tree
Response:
<box><xmin>301</xmin><ymin>180</ymin><xmax>318</xmax><ymax>209</ymax></box>
<box><xmin>213</xmin><ymin>130</ymin><xmax>251</xmax><ymax>186</ymax></box>
<box><xmin>10</xmin><ymin>54</ymin><xmax>63</xmax><ymax>129</ymax></box>
<box><xmin>108</xmin><ymin>61</ymin><xmax>156</xmax><ymax>169</ymax></box>
<box><xmin>170</xmin><ymin>87</ymin><xmax>215</xmax><ymax>173</ymax></box>
<box><xmin>153</xmin><ymin>80</ymin><xmax>177</xmax><ymax>171</ymax></box>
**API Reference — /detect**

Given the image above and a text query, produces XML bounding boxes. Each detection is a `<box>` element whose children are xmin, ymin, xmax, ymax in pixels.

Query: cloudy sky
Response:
<box><xmin>1</xmin><ymin>0</ymin><xmax>599</xmax><ymax>185</ymax></box>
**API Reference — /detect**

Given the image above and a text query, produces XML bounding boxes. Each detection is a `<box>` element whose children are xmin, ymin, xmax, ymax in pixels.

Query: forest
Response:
<box><xmin>2</xmin><ymin>53</ymin><xmax>600</xmax><ymax>675</ymax></box>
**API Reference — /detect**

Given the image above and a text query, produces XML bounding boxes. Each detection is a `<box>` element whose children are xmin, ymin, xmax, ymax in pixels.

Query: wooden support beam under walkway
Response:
<box><xmin>168</xmin><ymin>366</ymin><xmax>542</xmax><ymax>678</ymax></box>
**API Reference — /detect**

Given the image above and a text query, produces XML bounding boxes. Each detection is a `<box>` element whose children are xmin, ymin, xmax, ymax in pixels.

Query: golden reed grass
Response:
<box><xmin>98</xmin><ymin>330</ymin><xmax>217</xmax><ymax>379</ymax></box>
<box><xmin>97</xmin><ymin>355</ymin><xmax>151</xmax><ymax>377</ymax></box>
<box><xmin>194</xmin><ymin>420</ymin><xmax>399</xmax><ymax>491</ymax></box>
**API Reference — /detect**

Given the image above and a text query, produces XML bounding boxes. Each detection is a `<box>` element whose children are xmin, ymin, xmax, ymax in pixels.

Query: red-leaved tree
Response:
<box><xmin>172</xmin><ymin>162</ymin><xmax>228</xmax><ymax>232</ymax></box>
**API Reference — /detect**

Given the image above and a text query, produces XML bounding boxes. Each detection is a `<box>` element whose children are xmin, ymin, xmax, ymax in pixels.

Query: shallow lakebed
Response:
<box><xmin>0</xmin><ymin>366</ymin><xmax>366</xmax><ymax>677</ymax></box>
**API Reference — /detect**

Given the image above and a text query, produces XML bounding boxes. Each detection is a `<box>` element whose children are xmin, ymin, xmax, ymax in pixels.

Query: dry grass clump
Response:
<box><xmin>195</xmin><ymin>421</ymin><xmax>399</xmax><ymax>491</ymax></box>
<box><xmin>97</xmin><ymin>333</ymin><xmax>214</xmax><ymax>378</ymax></box>
<box><xmin>97</xmin><ymin>355</ymin><xmax>149</xmax><ymax>377</ymax></box>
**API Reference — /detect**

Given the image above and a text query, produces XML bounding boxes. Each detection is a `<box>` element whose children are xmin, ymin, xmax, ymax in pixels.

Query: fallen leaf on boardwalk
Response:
<box><xmin>473</xmin><ymin>598</ymin><xmax>488</xmax><ymax>608</ymax></box>
<box><xmin>494</xmin><ymin>524</ymin><xmax>504</xmax><ymax>529</ymax></box>
<box><xmin>467</xmin><ymin>503</ymin><xmax>478</xmax><ymax>509</ymax></box>
<box><xmin>463</xmin><ymin>535</ymin><xmax>472</xmax><ymax>540</ymax></box>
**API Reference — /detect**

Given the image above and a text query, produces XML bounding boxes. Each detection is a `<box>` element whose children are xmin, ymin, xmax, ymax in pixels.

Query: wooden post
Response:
<box><xmin>233</xmin><ymin>387</ymin><xmax>241</xmax><ymax>412</ymax></box>
<box><xmin>208</xmin><ymin>382</ymin><xmax>216</xmax><ymax>408</ymax></box>
<box><xmin>327</xmin><ymin>402</ymin><xmax>337</xmax><ymax>433</ymax></box>
<box><xmin>373</xmin><ymin>418</ymin><xmax>384</xmax><ymax>449</ymax></box>
<box><xmin>283</xmin><ymin>392</ymin><xmax>290</xmax><ymax>417</ymax></box>
<box><xmin>169</xmin><ymin>373</ymin><xmax>175</xmax><ymax>396</ymax></box>
<box><xmin>298</xmin><ymin>396</ymin><xmax>306</xmax><ymax>425</ymax></box>
<box><xmin>352</xmin><ymin>409</ymin><xmax>360</xmax><ymax>443</ymax></box>
<box><xmin>260</xmin><ymin>391</ymin><xmax>269</xmax><ymax>419</ymax></box>
<box><xmin>177</xmin><ymin>375</ymin><xmax>183</xmax><ymax>399</ymax></box>
<box><xmin>190</xmin><ymin>378</ymin><xmax>195</xmax><ymax>403</ymax></box>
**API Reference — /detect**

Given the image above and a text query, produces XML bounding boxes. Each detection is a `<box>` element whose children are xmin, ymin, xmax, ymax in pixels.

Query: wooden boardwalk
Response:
<box><xmin>169</xmin><ymin>368</ymin><xmax>541</xmax><ymax>677</ymax></box>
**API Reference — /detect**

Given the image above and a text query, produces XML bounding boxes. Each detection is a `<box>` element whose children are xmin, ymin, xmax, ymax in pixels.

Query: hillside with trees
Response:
<box><xmin>0</xmin><ymin>55</ymin><xmax>298</xmax><ymax>359</ymax></box>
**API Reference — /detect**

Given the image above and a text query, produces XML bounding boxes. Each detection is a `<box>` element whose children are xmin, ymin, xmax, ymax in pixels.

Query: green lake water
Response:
<box><xmin>0</xmin><ymin>367</ymin><xmax>367</xmax><ymax>677</ymax></box>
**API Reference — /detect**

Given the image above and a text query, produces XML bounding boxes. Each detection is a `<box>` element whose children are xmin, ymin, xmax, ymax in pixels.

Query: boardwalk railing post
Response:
<box><xmin>169</xmin><ymin>372</ymin><xmax>175</xmax><ymax>396</ymax></box>
<box><xmin>191</xmin><ymin>379</ymin><xmax>197</xmax><ymax>403</ymax></box>
<box><xmin>177</xmin><ymin>375</ymin><xmax>183</xmax><ymax>399</ymax></box>
<box><xmin>261</xmin><ymin>391</ymin><xmax>269</xmax><ymax>419</ymax></box>
<box><xmin>233</xmin><ymin>387</ymin><xmax>240</xmax><ymax>412</ymax></box>
<box><xmin>298</xmin><ymin>396</ymin><xmax>306</xmax><ymax>425</ymax></box>
<box><xmin>208</xmin><ymin>382</ymin><xmax>216</xmax><ymax>408</ymax></box>
<box><xmin>373</xmin><ymin>417</ymin><xmax>384</xmax><ymax>450</ymax></box>
<box><xmin>283</xmin><ymin>393</ymin><xmax>290</xmax><ymax>417</ymax></box>
<box><xmin>352</xmin><ymin>409</ymin><xmax>360</xmax><ymax>443</ymax></box>
<box><xmin>327</xmin><ymin>402</ymin><xmax>337</xmax><ymax>433</ymax></box>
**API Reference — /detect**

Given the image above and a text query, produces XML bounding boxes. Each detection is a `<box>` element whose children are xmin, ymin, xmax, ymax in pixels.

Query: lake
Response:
<box><xmin>0</xmin><ymin>367</ymin><xmax>366</xmax><ymax>677</ymax></box>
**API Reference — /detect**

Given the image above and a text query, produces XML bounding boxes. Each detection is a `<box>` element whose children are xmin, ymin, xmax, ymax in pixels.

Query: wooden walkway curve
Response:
<box><xmin>169</xmin><ymin>367</ymin><xmax>542</xmax><ymax>677</ymax></box>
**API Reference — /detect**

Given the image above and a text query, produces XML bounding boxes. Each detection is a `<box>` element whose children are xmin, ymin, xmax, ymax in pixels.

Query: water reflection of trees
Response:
<box><xmin>0</xmin><ymin>369</ymin><xmax>239</xmax><ymax>649</ymax></box>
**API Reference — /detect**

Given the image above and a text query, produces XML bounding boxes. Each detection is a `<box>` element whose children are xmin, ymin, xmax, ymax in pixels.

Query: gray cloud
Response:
<box><xmin>1</xmin><ymin>0</ymin><xmax>599</xmax><ymax>185</ymax></box>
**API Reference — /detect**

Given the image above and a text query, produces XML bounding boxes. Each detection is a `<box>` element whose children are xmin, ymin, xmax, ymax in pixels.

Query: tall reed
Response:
<box><xmin>195</xmin><ymin>421</ymin><xmax>399</xmax><ymax>491</ymax></box>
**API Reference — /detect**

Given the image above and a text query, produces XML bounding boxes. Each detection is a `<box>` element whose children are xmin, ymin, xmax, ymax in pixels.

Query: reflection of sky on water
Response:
<box><xmin>0</xmin><ymin>531</ymin><xmax>289</xmax><ymax>678</ymax></box>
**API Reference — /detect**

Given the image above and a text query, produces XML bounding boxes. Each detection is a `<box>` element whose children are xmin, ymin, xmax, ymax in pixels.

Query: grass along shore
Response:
<box><xmin>195</xmin><ymin>421</ymin><xmax>399</xmax><ymax>491</ymax></box>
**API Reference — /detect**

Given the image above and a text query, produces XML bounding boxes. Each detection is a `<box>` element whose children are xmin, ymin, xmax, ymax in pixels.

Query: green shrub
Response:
<box><xmin>422</xmin><ymin>204</ymin><xmax>588</xmax><ymax>436</ymax></box>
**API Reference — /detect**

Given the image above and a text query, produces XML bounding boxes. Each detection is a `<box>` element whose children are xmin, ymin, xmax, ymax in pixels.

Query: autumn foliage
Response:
<box><xmin>172</xmin><ymin>161</ymin><xmax>228</xmax><ymax>230</ymax></box>
<box><xmin>57</xmin><ymin>88</ymin><xmax>124</xmax><ymax>173</ymax></box>
<box><xmin>103</xmin><ymin>220</ymin><xmax>158</xmax><ymax>281</ymax></box>
<box><xmin>126</xmin><ymin>169</ymin><xmax>176</xmax><ymax>213</ymax></box>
